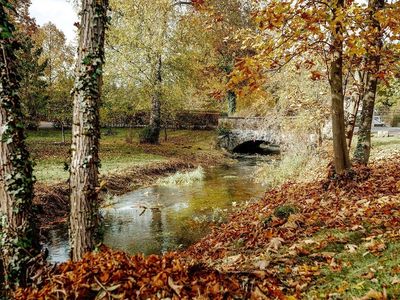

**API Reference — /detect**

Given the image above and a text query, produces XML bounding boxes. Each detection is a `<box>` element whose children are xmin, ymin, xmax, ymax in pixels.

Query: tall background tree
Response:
<box><xmin>34</xmin><ymin>22</ymin><xmax>75</xmax><ymax>143</ymax></box>
<box><xmin>18</xmin><ymin>34</ymin><xmax>48</xmax><ymax>129</ymax></box>
<box><xmin>105</xmin><ymin>0</ymin><xmax>205</xmax><ymax>143</ymax></box>
<box><xmin>69</xmin><ymin>0</ymin><xmax>109</xmax><ymax>261</ymax></box>
<box><xmin>187</xmin><ymin>0</ymin><xmax>255</xmax><ymax>116</ymax></box>
<box><xmin>353</xmin><ymin>0</ymin><xmax>385</xmax><ymax>164</ymax></box>
<box><xmin>11</xmin><ymin>0</ymin><xmax>48</xmax><ymax>129</ymax></box>
<box><xmin>0</xmin><ymin>0</ymin><xmax>39</xmax><ymax>290</ymax></box>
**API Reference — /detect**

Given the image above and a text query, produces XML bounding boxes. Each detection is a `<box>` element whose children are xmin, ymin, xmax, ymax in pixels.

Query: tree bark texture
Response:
<box><xmin>0</xmin><ymin>2</ymin><xmax>39</xmax><ymax>288</ymax></box>
<box><xmin>227</xmin><ymin>90</ymin><xmax>237</xmax><ymax>116</ymax></box>
<box><xmin>329</xmin><ymin>0</ymin><xmax>351</xmax><ymax>174</ymax></box>
<box><xmin>144</xmin><ymin>55</ymin><xmax>162</xmax><ymax>144</ymax></box>
<box><xmin>345</xmin><ymin>96</ymin><xmax>361</xmax><ymax>150</ymax></box>
<box><xmin>354</xmin><ymin>0</ymin><xmax>384</xmax><ymax>165</ymax></box>
<box><xmin>345</xmin><ymin>70</ymin><xmax>364</xmax><ymax>150</ymax></box>
<box><xmin>61</xmin><ymin>122</ymin><xmax>65</xmax><ymax>144</ymax></box>
<box><xmin>69</xmin><ymin>0</ymin><xmax>108</xmax><ymax>262</ymax></box>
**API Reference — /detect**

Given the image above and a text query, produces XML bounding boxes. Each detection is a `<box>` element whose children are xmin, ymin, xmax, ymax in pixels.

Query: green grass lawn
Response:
<box><xmin>305</xmin><ymin>228</ymin><xmax>400</xmax><ymax>299</ymax></box>
<box><xmin>27</xmin><ymin>128</ymin><xmax>218</xmax><ymax>183</ymax></box>
<box><xmin>371</xmin><ymin>135</ymin><xmax>400</xmax><ymax>150</ymax></box>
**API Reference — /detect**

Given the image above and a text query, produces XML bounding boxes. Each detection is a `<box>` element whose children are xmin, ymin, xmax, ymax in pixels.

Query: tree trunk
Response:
<box><xmin>61</xmin><ymin>122</ymin><xmax>65</xmax><ymax>144</ymax></box>
<box><xmin>345</xmin><ymin>71</ymin><xmax>364</xmax><ymax>150</ymax></box>
<box><xmin>345</xmin><ymin>98</ymin><xmax>360</xmax><ymax>149</ymax></box>
<box><xmin>143</xmin><ymin>55</ymin><xmax>162</xmax><ymax>144</ymax></box>
<box><xmin>0</xmin><ymin>2</ymin><xmax>39</xmax><ymax>289</ymax></box>
<box><xmin>329</xmin><ymin>0</ymin><xmax>351</xmax><ymax>175</ymax></box>
<box><xmin>227</xmin><ymin>90</ymin><xmax>236</xmax><ymax>116</ymax></box>
<box><xmin>69</xmin><ymin>0</ymin><xmax>108</xmax><ymax>262</ymax></box>
<box><xmin>149</xmin><ymin>91</ymin><xmax>161</xmax><ymax>142</ymax></box>
<box><xmin>353</xmin><ymin>0</ymin><xmax>384</xmax><ymax>165</ymax></box>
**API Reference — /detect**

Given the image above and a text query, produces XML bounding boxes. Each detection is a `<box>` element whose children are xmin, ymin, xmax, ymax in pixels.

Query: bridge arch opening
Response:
<box><xmin>232</xmin><ymin>140</ymin><xmax>280</xmax><ymax>155</ymax></box>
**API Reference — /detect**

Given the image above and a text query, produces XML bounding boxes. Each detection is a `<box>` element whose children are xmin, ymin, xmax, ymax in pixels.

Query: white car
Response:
<box><xmin>373</xmin><ymin>116</ymin><xmax>386</xmax><ymax>127</ymax></box>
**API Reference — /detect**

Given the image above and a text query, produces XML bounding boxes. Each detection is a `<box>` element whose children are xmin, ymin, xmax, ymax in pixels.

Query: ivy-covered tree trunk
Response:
<box><xmin>69</xmin><ymin>0</ymin><xmax>108</xmax><ymax>262</ymax></box>
<box><xmin>143</xmin><ymin>55</ymin><xmax>162</xmax><ymax>144</ymax></box>
<box><xmin>353</xmin><ymin>0</ymin><xmax>384</xmax><ymax>165</ymax></box>
<box><xmin>329</xmin><ymin>0</ymin><xmax>351</xmax><ymax>175</ymax></box>
<box><xmin>227</xmin><ymin>90</ymin><xmax>236</xmax><ymax>116</ymax></box>
<box><xmin>0</xmin><ymin>2</ymin><xmax>39</xmax><ymax>289</ymax></box>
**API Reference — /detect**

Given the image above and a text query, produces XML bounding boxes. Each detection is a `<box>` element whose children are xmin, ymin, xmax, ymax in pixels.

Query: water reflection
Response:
<box><xmin>45</xmin><ymin>158</ymin><xmax>267</xmax><ymax>262</ymax></box>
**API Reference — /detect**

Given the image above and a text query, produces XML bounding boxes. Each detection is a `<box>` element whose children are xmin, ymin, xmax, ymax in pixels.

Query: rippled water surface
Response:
<box><xmin>45</xmin><ymin>158</ymin><xmax>267</xmax><ymax>262</ymax></box>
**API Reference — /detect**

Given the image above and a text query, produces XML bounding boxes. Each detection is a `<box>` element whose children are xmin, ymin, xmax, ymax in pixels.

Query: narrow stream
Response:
<box><xmin>44</xmin><ymin>157</ymin><xmax>268</xmax><ymax>262</ymax></box>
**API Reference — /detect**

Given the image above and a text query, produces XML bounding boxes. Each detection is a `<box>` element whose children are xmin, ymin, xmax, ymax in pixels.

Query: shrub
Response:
<box><xmin>157</xmin><ymin>166</ymin><xmax>205</xmax><ymax>186</ymax></box>
<box><xmin>391</xmin><ymin>114</ymin><xmax>400</xmax><ymax>127</ymax></box>
<box><xmin>139</xmin><ymin>126</ymin><xmax>159</xmax><ymax>144</ymax></box>
<box><xmin>274</xmin><ymin>204</ymin><xmax>297</xmax><ymax>219</ymax></box>
<box><xmin>255</xmin><ymin>141</ymin><xmax>330</xmax><ymax>188</ymax></box>
<box><xmin>217</xmin><ymin>126</ymin><xmax>231</xmax><ymax>137</ymax></box>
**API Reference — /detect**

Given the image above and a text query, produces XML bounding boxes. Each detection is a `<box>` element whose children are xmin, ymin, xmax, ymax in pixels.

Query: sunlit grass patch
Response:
<box><xmin>27</xmin><ymin>128</ymin><xmax>219</xmax><ymax>183</ymax></box>
<box><xmin>33</xmin><ymin>159</ymin><xmax>68</xmax><ymax>183</ymax></box>
<box><xmin>305</xmin><ymin>235</ymin><xmax>400</xmax><ymax>299</ymax></box>
<box><xmin>33</xmin><ymin>154</ymin><xmax>164</xmax><ymax>183</ymax></box>
<box><xmin>100</xmin><ymin>154</ymin><xmax>164</xmax><ymax>174</ymax></box>
<box><xmin>157</xmin><ymin>166</ymin><xmax>205</xmax><ymax>186</ymax></box>
<box><xmin>371</xmin><ymin>135</ymin><xmax>400</xmax><ymax>148</ymax></box>
<box><xmin>308</xmin><ymin>228</ymin><xmax>367</xmax><ymax>247</ymax></box>
<box><xmin>370</xmin><ymin>136</ymin><xmax>400</xmax><ymax>161</ymax></box>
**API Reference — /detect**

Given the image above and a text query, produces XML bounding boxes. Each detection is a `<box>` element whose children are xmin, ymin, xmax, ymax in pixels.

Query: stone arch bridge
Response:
<box><xmin>217</xmin><ymin>117</ymin><xmax>282</xmax><ymax>154</ymax></box>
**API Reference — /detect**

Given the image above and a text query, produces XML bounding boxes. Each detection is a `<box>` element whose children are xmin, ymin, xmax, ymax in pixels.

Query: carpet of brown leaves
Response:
<box><xmin>16</xmin><ymin>248</ymin><xmax>254</xmax><ymax>299</ymax></box>
<box><xmin>16</xmin><ymin>156</ymin><xmax>400</xmax><ymax>299</ymax></box>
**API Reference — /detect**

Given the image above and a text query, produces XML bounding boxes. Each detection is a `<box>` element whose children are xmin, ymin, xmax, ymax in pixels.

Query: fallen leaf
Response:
<box><xmin>345</xmin><ymin>244</ymin><xmax>358</xmax><ymax>253</ymax></box>
<box><xmin>267</xmin><ymin>237</ymin><xmax>284</xmax><ymax>252</ymax></box>
<box><xmin>361</xmin><ymin>272</ymin><xmax>375</xmax><ymax>280</ymax></box>
<box><xmin>253</xmin><ymin>259</ymin><xmax>270</xmax><ymax>270</ymax></box>
<box><xmin>356</xmin><ymin>289</ymin><xmax>385</xmax><ymax>300</ymax></box>
<box><xmin>391</xmin><ymin>276</ymin><xmax>400</xmax><ymax>284</ymax></box>
<box><xmin>168</xmin><ymin>277</ymin><xmax>183</xmax><ymax>296</ymax></box>
<box><xmin>250</xmin><ymin>286</ymin><xmax>269</xmax><ymax>299</ymax></box>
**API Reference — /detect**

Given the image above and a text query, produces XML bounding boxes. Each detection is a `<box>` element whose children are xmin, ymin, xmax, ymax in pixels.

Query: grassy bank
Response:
<box><xmin>27</xmin><ymin>128</ymin><xmax>221</xmax><ymax>183</ymax></box>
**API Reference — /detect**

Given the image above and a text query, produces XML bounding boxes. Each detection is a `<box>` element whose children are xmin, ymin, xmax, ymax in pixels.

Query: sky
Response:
<box><xmin>28</xmin><ymin>0</ymin><xmax>369</xmax><ymax>45</ymax></box>
<box><xmin>29</xmin><ymin>0</ymin><xmax>78</xmax><ymax>43</ymax></box>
